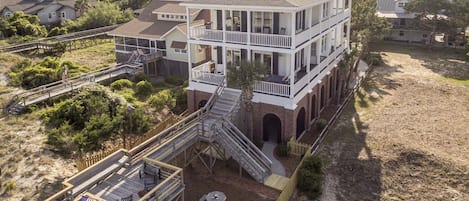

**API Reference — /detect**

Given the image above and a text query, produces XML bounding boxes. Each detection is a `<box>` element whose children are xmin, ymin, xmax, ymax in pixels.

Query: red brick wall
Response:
<box><xmin>187</xmin><ymin>89</ymin><xmax>212</xmax><ymax>112</ymax></box>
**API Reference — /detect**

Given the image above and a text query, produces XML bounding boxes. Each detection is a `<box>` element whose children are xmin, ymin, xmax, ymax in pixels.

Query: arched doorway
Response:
<box><xmin>198</xmin><ymin>100</ymin><xmax>208</xmax><ymax>109</ymax></box>
<box><xmin>263</xmin><ymin>114</ymin><xmax>282</xmax><ymax>143</ymax></box>
<box><xmin>311</xmin><ymin>95</ymin><xmax>316</xmax><ymax>121</ymax></box>
<box><xmin>320</xmin><ymin>86</ymin><xmax>325</xmax><ymax>109</ymax></box>
<box><xmin>296</xmin><ymin>107</ymin><xmax>306</xmax><ymax>138</ymax></box>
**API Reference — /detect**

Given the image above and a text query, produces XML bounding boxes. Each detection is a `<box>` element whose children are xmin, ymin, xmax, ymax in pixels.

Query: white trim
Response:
<box><xmin>160</xmin><ymin>26</ymin><xmax>187</xmax><ymax>39</ymax></box>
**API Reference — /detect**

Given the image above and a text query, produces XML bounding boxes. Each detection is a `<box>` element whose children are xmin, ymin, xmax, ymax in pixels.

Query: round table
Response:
<box><xmin>205</xmin><ymin>191</ymin><xmax>227</xmax><ymax>201</ymax></box>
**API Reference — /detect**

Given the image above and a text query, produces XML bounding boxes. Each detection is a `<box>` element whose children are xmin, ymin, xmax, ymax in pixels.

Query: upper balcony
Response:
<box><xmin>188</xmin><ymin>8</ymin><xmax>350</xmax><ymax>49</ymax></box>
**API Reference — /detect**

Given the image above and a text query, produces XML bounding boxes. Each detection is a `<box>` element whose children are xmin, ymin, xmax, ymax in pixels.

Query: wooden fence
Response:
<box><xmin>75</xmin><ymin>114</ymin><xmax>181</xmax><ymax>171</ymax></box>
<box><xmin>287</xmin><ymin>137</ymin><xmax>310</xmax><ymax>156</ymax></box>
<box><xmin>276</xmin><ymin>147</ymin><xmax>312</xmax><ymax>201</ymax></box>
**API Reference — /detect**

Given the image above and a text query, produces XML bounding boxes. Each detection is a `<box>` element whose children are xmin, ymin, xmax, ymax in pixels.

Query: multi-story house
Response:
<box><xmin>1</xmin><ymin>0</ymin><xmax>80</xmax><ymax>25</ymax></box>
<box><xmin>378</xmin><ymin>0</ymin><xmax>431</xmax><ymax>43</ymax></box>
<box><xmin>108</xmin><ymin>0</ymin><xmax>210</xmax><ymax>78</ymax></box>
<box><xmin>183</xmin><ymin>0</ymin><xmax>351</xmax><ymax>143</ymax></box>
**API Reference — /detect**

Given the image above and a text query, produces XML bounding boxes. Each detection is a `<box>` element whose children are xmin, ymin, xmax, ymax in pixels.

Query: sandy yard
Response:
<box><xmin>315</xmin><ymin>43</ymin><xmax>469</xmax><ymax>201</ymax></box>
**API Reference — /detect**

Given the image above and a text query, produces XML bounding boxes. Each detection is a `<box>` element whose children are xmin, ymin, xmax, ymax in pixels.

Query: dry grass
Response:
<box><xmin>317</xmin><ymin>43</ymin><xmax>469</xmax><ymax>201</ymax></box>
<box><xmin>61</xmin><ymin>41</ymin><xmax>116</xmax><ymax>70</ymax></box>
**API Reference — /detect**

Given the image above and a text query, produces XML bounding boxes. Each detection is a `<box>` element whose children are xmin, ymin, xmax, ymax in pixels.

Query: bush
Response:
<box><xmin>48</xmin><ymin>27</ymin><xmax>68</xmax><ymax>37</ymax></box>
<box><xmin>297</xmin><ymin>156</ymin><xmax>324</xmax><ymax>199</ymax></box>
<box><xmin>46</xmin><ymin>122</ymin><xmax>75</xmax><ymax>154</ymax></box>
<box><xmin>276</xmin><ymin>144</ymin><xmax>289</xmax><ymax>157</ymax></box>
<box><xmin>65</xmin><ymin>2</ymin><xmax>133</xmax><ymax>31</ymax></box>
<box><xmin>122</xmin><ymin>92</ymin><xmax>137</xmax><ymax>103</ymax></box>
<box><xmin>171</xmin><ymin>87</ymin><xmax>187</xmax><ymax>113</ymax></box>
<box><xmin>5</xmin><ymin>181</ymin><xmax>16</xmax><ymax>192</ymax></box>
<box><xmin>316</xmin><ymin>118</ymin><xmax>328</xmax><ymax>131</ymax></box>
<box><xmin>135</xmin><ymin>80</ymin><xmax>153</xmax><ymax>97</ymax></box>
<box><xmin>366</xmin><ymin>53</ymin><xmax>383</xmax><ymax>66</ymax></box>
<box><xmin>149</xmin><ymin>89</ymin><xmax>176</xmax><ymax>111</ymax></box>
<box><xmin>133</xmin><ymin>73</ymin><xmax>148</xmax><ymax>82</ymax></box>
<box><xmin>164</xmin><ymin>76</ymin><xmax>185</xmax><ymax>85</ymax></box>
<box><xmin>110</xmin><ymin>79</ymin><xmax>133</xmax><ymax>90</ymax></box>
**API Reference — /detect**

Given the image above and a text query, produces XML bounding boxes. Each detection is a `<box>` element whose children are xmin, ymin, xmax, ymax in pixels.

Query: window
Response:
<box><xmin>252</xmin><ymin>12</ymin><xmax>272</xmax><ymax>33</ymax></box>
<box><xmin>322</xmin><ymin>2</ymin><xmax>329</xmax><ymax>18</ymax></box>
<box><xmin>296</xmin><ymin>10</ymin><xmax>306</xmax><ymax>33</ymax></box>
<box><xmin>48</xmin><ymin>13</ymin><xmax>52</xmax><ymax>19</ymax></box>
<box><xmin>399</xmin><ymin>19</ymin><xmax>406</xmax><ymax>26</ymax></box>
<box><xmin>398</xmin><ymin>2</ymin><xmax>407</xmax><ymax>7</ymax></box>
<box><xmin>399</xmin><ymin>31</ymin><xmax>405</xmax><ymax>36</ymax></box>
<box><xmin>295</xmin><ymin>49</ymin><xmax>305</xmax><ymax>71</ymax></box>
<box><xmin>61</xmin><ymin>11</ymin><xmax>66</xmax><ymax>18</ymax></box>
<box><xmin>174</xmin><ymin>49</ymin><xmax>186</xmax><ymax>54</ymax></box>
<box><xmin>422</xmin><ymin>34</ymin><xmax>428</xmax><ymax>38</ymax></box>
<box><xmin>225</xmin><ymin>10</ymin><xmax>242</xmax><ymax>31</ymax></box>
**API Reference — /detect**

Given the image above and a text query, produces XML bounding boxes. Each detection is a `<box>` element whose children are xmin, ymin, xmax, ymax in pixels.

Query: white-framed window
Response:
<box><xmin>322</xmin><ymin>2</ymin><xmax>330</xmax><ymax>19</ymax></box>
<box><xmin>174</xmin><ymin>49</ymin><xmax>187</xmax><ymax>54</ymax></box>
<box><xmin>296</xmin><ymin>10</ymin><xmax>306</xmax><ymax>33</ymax></box>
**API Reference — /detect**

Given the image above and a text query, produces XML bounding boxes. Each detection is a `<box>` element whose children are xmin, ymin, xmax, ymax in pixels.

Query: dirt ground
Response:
<box><xmin>183</xmin><ymin>157</ymin><xmax>280</xmax><ymax>201</ymax></box>
<box><xmin>316</xmin><ymin>43</ymin><xmax>469</xmax><ymax>201</ymax></box>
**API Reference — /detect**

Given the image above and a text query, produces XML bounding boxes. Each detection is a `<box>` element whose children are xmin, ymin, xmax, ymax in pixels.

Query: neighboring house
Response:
<box><xmin>108</xmin><ymin>0</ymin><xmax>209</xmax><ymax>78</ymax></box>
<box><xmin>182</xmin><ymin>0</ymin><xmax>351</xmax><ymax>143</ymax></box>
<box><xmin>1</xmin><ymin>0</ymin><xmax>78</xmax><ymax>25</ymax></box>
<box><xmin>377</xmin><ymin>0</ymin><xmax>431</xmax><ymax>43</ymax></box>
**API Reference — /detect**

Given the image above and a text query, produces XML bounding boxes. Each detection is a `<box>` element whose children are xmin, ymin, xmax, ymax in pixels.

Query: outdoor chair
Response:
<box><xmin>120</xmin><ymin>195</ymin><xmax>133</xmax><ymax>201</ymax></box>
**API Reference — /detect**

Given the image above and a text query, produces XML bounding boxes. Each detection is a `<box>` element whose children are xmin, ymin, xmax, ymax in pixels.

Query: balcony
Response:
<box><xmin>191</xmin><ymin>61</ymin><xmax>225</xmax><ymax>85</ymax></box>
<box><xmin>189</xmin><ymin>27</ymin><xmax>292</xmax><ymax>49</ymax></box>
<box><xmin>254</xmin><ymin>79</ymin><xmax>290</xmax><ymax>97</ymax></box>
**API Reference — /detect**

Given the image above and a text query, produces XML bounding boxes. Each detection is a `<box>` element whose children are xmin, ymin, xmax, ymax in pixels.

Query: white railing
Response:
<box><xmin>295</xmin><ymin>29</ymin><xmax>311</xmax><ymax>47</ymax></box>
<box><xmin>250</xmin><ymin>32</ymin><xmax>292</xmax><ymax>48</ymax></box>
<box><xmin>190</xmin><ymin>27</ymin><xmax>223</xmax><ymax>42</ymax></box>
<box><xmin>226</xmin><ymin>31</ymin><xmax>248</xmax><ymax>44</ymax></box>
<box><xmin>254</xmin><ymin>80</ymin><xmax>290</xmax><ymax>97</ymax></box>
<box><xmin>192</xmin><ymin>62</ymin><xmax>225</xmax><ymax>85</ymax></box>
<box><xmin>294</xmin><ymin>75</ymin><xmax>309</xmax><ymax>95</ymax></box>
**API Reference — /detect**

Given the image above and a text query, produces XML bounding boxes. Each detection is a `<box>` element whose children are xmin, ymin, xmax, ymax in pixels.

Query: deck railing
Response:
<box><xmin>191</xmin><ymin>62</ymin><xmax>225</xmax><ymax>85</ymax></box>
<box><xmin>253</xmin><ymin>80</ymin><xmax>290</xmax><ymax>97</ymax></box>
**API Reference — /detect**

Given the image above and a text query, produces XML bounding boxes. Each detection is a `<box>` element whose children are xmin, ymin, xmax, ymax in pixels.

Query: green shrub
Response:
<box><xmin>110</xmin><ymin>79</ymin><xmax>133</xmax><ymax>90</ymax></box>
<box><xmin>46</xmin><ymin>122</ymin><xmax>75</xmax><ymax>154</ymax></box>
<box><xmin>276</xmin><ymin>143</ymin><xmax>290</xmax><ymax>157</ymax></box>
<box><xmin>366</xmin><ymin>53</ymin><xmax>383</xmax><ymax>66</ymax></box>
<box><xmin>297</xmin><ymin>156</ymin><xmax>324</xmax><ymax>199</ymax></box>
<box><xmin>48</xmin><ymin>27</ymin><xmax>68</xmax><ymax>37</ymax></box>
<box><xmin>171</xmin><ymin>87</ymin><xmax>187</xmax><ymax>113</ymax></box>
<box><xmin>133</xmin><ymin>73</ymin><xmax>148</xmax><ymax>82</ymax></box>
<box><xmin>164</xmin><ymin>76</ymin><xmax>185</xmax><ymax>85</ymax></box>
<box><xmin>5</xmin><ymin>181</ymin><xmax>16</xmax><ymax>192</ymax></box>
<box><xmin>316</xmin><ymin>118</ymin><xmax>328</xmax><ymax>131</ymax></box>
<box><xmin>122</xmin><ymin>92</ymin><xmax>137</xmax><ymax>103</ymax></box>
<box><xmin>135</xmin><ymin>80</ymin><xmax>153</xmax><ymax>97</ymax></box>
<box><xmin>149</xmin><ymin>89</ymin><xmax>176</xmax><ymax>111</ymax></box>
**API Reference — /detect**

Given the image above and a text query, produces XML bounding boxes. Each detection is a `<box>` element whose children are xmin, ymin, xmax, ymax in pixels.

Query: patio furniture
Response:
<box><xmin>120</xmin><ymin>195</ymin><xmax>133</xmax><ymax>201</ymax></box>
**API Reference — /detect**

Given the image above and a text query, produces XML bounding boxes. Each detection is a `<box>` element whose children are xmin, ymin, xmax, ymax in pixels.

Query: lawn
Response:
<box><xmin>316</xmin><ymin>43</ymin><xmax>469</xmax><ymax>201</ymax></box>
<box><xmin>61</xmin><ymin>41</ymin><xmax>116</xmax><ymax>70</ymax></box>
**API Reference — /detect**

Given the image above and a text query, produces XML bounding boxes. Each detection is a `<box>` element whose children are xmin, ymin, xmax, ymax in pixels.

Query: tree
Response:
<box><xmin>74</xmin><ymin>0</ymin><xmax>92</xmax><ymax>15</ymax></box>
<box><xmin>118</xmin><ymin>106</ymin><xmax>151</xmax><ymax>148</ymax></box>
<box><xmin>48</xmin><ymin>27</ymin><xmax>68</xmax><ymax>37</ymax></box>
<box><xmin>0</xmin><ymin>12</ymin><xmax>47</xmax><ymax>38</ymax></box>
<box><xmin>149</xmin><ymin>89</ymin><xmax>176</xmax><ymax>111</ymax></box>
<box><xmin>349</xmin><ymin>0</ymin><xmax>391</xmax><ymax>89</ymax></box>
<box><xmin>66</xmin><ymin>2</ymin><xmax>134</xmax><ymax>31</ymax></box>
<box><xmin>405</xmin><ymin>0</ymin><xmax>452</xmax><ymax>46</ymax></box>
<box><xmin>227</xmin><ymin>61</ymin><xmax>268</xmax><ymax>140</ymax></box>
<box><xmin>337</xmin><ymin>48</ymin><xmax>359</xmax><ymax>103</ymax></box>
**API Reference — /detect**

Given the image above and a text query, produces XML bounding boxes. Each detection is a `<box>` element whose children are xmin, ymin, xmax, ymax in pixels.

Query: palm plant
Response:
<box><xmin>227</xmin><ymin>60</ymin><xmax>269</xmax><ymax>140</ymax></box>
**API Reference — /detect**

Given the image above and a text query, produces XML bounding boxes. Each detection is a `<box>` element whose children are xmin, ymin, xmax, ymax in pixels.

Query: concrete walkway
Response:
<box><xmin>262</xmin><ymin>141</ymin><xmax>286</xmax><ymax>176</ymax></box>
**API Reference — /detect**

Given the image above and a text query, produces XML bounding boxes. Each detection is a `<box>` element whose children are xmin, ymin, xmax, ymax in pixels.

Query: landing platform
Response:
<box><xmin>263</xmin><ymin>174</ymin><xmax>290</xmax><ymax>191</ymax></box>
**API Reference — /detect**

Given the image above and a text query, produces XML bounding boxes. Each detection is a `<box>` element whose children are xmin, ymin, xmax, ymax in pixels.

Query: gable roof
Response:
<box><xmin>108</xmin><ymin>0</ymin><xmax>208</xmax><ymax>40</ymax></box>
<box><xmin>2</xmin><ymin>0</ymin><xmax>76</xmax><ymax>14</ymax></box>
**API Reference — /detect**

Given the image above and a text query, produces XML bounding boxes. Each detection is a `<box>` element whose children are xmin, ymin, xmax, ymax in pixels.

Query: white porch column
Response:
<box><xmin>317</xmin><ymin>36</ymin><xmax>322</xmax><ymax>64</ymax></box>
<box><xmin>346</xmin><ymin>20</ymin><xmax>351</xmax><ymax>50</ymax></box>
<box><xmin>186</xmin><ymin>7</ymin><xmax>192</xmax><ymax>81</ymax></box>
<box><xmin>222</xmin><ymin>10</ymin><xmax>226</xmax><ymax>43</ymax></box>
<box><xmin>290</xmin><ymin>52</ymin><xmax>295</xmax><ymax>98</ymax></box>
<box><xmin>222</xmin><ymin>46</ymin><xmax>227</xmax><ymax>85</ymax></box>
<box><xmin>247</xmin><ymin>10</ymin><xmax>251</xmax><ymax>45</ymax></box>
<box><xmin>306</xmin><ymin>45</ymin><xmax>311</xmax><ymax>74</ymax></box>
<box><xmin>291</xmin><ymin>12</ymin><xmax>296</xmax><ymax>49</ymax></box>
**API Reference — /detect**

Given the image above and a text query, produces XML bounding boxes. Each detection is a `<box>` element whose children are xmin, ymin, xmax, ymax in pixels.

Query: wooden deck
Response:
<box><xmin>264</xmin><ymin>174</ymin><xmax>290</xmax><ymax>191</ymax></box>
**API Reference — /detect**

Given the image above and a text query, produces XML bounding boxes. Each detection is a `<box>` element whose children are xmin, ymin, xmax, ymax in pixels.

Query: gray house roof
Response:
<box><xmin>2</xmin><ymin>0</ymin><xmax>76</xmax><ymax>14</ymax></box>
